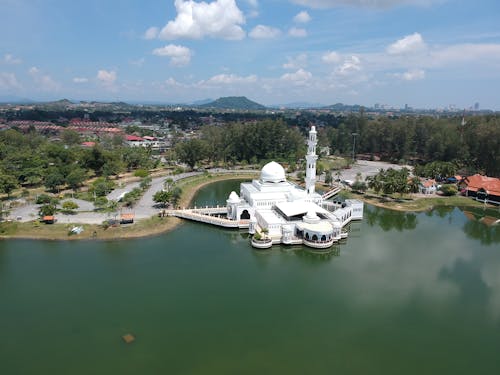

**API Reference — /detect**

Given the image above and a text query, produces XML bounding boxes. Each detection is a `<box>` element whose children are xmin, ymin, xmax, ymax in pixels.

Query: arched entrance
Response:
<box><xmin>321</xmin><ymin>235</ymin><xmax>326</xmax><ymax>241</ymax></box>
<box><xmin>312</xmin><ymin>234</ymin><xmax>318</xmax><ymax>241</ymax></box>
<box><xmin>240</xmin><ymin>210</ymin><xmax>250</xmax><ymax>220</ymax></box>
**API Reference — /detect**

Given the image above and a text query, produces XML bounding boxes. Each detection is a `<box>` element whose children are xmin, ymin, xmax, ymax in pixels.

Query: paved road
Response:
<box><xmin>336</xmin><ymin>160</ymin><xmax>410</xmax><ymax>183</ymax></box>
<box><xmin>7</xmin><ymin>171</ymin><xmax>221</xmax><ymax>224</ymax></box>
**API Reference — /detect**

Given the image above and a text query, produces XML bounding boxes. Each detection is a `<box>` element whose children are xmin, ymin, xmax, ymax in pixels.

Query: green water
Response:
<box><xmin>1</xmin><ymin>180</ymin><xmax>500</xmax><ymax>375</ymax></box>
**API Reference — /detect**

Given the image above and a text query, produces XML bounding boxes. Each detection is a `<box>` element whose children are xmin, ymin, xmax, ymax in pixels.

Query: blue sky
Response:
<box><xmin>1</xmin><ymin>0</ymin><xmax>500</xmax><ymax>109</ymax></box>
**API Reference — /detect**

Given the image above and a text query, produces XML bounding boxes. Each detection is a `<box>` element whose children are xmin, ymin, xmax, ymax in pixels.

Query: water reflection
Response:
<box><xmin>460</xmin><ymin>207</ymin><xmax>500</xmax><ymax>245</ymax></box>
<box><xmin>365</xmin><ymin>206</ymin><xmax>418</xmax><ymax>231</ymax></box>
<box><xmin>439</xmin><ymin>258</ymin><xmax>491</xmax><ymax>308</ymax></box>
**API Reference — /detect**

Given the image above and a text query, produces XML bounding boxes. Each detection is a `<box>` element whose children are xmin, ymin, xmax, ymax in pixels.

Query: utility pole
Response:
<box><xmin>351</xmin><ymin>132</ymin><xmax>358</xmax><ymax>162</ymax></box>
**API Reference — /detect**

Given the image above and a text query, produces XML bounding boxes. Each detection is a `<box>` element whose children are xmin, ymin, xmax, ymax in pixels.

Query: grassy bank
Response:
<box><xmin>348</xmin><ymin>191</ymin><xmax>491</xmax><ymax>212</ymax></box>
<box><xmin>0</xmin><ymin>172</ymin><xmax>257</xmax><ymax>241</ymax></box>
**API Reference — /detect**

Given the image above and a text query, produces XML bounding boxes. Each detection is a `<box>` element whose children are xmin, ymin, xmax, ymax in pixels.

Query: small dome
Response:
<box><xmin>227</xmin><ymin>191</ymin><xmax>239</xmax><ymax>203</ymax></box>
<box><xmin>260</xmin><ymin>161</ymin><xmax>286</xmax><ymax>183</ymax></box>
<box><xmin>303</xmin><ymin>210</ymin><xmax>320</xmax><ymax>224</ymax></box>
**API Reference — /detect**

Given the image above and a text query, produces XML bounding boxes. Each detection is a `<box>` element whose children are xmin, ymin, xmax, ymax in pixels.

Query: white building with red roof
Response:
<box><xmin>463</xmin><ymin>174</ymin><xmax>500</xmax><ymax>205</ymax></box>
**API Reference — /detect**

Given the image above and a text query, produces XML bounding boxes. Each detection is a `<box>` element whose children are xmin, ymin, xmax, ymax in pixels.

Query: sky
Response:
<box><xmin>1</xmin><ymin>0</ymin><xmax>500</xmax><ymax>109</ymax></box>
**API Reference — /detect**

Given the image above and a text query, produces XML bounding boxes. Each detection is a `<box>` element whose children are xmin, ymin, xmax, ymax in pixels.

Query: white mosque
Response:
<box><xmin>225</xmin><ymin>126</ymin><xmax>363</xmax><ymax>249</ymax></box>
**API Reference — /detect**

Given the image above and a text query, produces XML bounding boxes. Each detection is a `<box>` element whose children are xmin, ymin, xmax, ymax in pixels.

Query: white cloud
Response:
<box><xmin>152</xmin><ymin>44</ymin><xmax>192</xmax><ymax>66</ymax></box>
<box><xmin>29</xmin><ymin>66</ymin><xmax>60</xmax><ymax>91</ymax></box>
<box><xmin>429</xmin><ymin>43</ymin><xmax>500</xmax><ymax>66</ymax></box>
<box><xmin>165</xmin><ymin>77</ymin><xmax>184</xmax><ymax>87</ymax></box>
<box><xmin>144</xmin><ymin>26</ymin><xmax>159</xmax><ymax>40</ymax></box>
<box><xmin>293</xmin><ymin>10</ymin><xmax>311</xmax><ymax>23</ymax></box>
<box><xmin>202</xmin><ymin>73</ymin><xmax>258</xmax><ymax>85</ymax></box>
<box><xmin>290</xmin><ymin>0</ymin><xmax>438</xmax><ymax>8</ymax></box>
<box><xmin>3</xmin><ymin>53</ymin><xmax>22</xmax><ymax>65</ymax></box>
<box><xmin>72</xmin><ymin>77</ymin><xmax>89</xmax><ymax>83</ymax></box>
<box><xmin>158</xmin><ymin>0</ymin><xmax>246</xmax><ymax>40</ymax></box>
<box><xmin>0</xmin><ymin>72</ymin><xmax>21</xmax><ymax>90</ymax></box>
<box><xmin>391</xmin><ymin>69</ymin><xmax>425</xmax><ymax>81</ymax></box>
<box><xmin>336</xmin><ymin>55</ymin><xmax>362</xmax><ymax>75</ymax></box>
<box><xmin>130</xmin><ymin>58</ymin><xmax>145</xmax><ymax>67</ymax></box>
<box><xmin>283</xmin><ymin>54</ymin><xmax>308</xmax><ymax>70</ymax></box>
<box><xmin>288</xmin><ymin>27</ymin><xmax>307</xmax><ymax>38</ymax></box>
<box><xmin>387</xmin><ymin>32</ymin><xmax>426</xmax><ymax>55</ymax></box>
<box><xmin>280</xmin><ymin>68</ymin><xmax>312</xmax><ymax>84</ymax></box>
<box><xmin>246</xmin><ymin>0</ymin><xmax>258</xmax><ymax>6</ymax></box>
<box><xmin>322</xmin><ymin>51</ymin><xmax>341</xmax><ymax>64</ymax></box>
<box><xmin>97</xmin><ymin>70</ymin><xmax>117</xmax><ymax>84</ymax></box>
<box><xmin>249</xmin><ymin>25</ymin><xmax>281</xmax><ymax>39</ymax></box>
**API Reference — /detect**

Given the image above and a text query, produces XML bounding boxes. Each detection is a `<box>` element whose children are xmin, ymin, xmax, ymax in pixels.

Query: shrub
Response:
<box><xmin>61</xmin><ymin>200</ymin><xmax>79</xmax><ymax>213</ymax></box>
<box><xmin>440</xmin><ymin>184</ymin><xmax>457</xmax><ymax>196</ymax></box>
<box><xmin>134</xmin><ymin>169</ymin><xmax>149</xmax><ymax>178</ymax></box>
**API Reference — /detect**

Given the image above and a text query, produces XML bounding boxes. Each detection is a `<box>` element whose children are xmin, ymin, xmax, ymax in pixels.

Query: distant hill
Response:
<box><xmin>191</xmin><ymin>98</ymin><xmax>214</xmax><ymax>106</ymax></box>
<box><xmin>323</xmin><ymin>102</ymin><xmax>363</xmax><ymax>112</ymax></box>
<box><xmin>199</xmin><ymin>96</ymin><xmax>266</xmax><ymax>110</ymax></box>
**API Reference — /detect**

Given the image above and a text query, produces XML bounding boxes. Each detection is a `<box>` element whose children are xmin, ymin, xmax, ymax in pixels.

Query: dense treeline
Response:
<box><xmin>0</xmin><ymin>129</ymin><xmax>157</xmax><ymax>195</ymax></box>
<box><xmin>321</xmin><ymin>114</ymin><xmax>500</xmax><ymax>176</ymax></box>
<box><xmin>176</xmin><ymin>120</ymin><xmax>305</xmax><ymax>168</ymax></box>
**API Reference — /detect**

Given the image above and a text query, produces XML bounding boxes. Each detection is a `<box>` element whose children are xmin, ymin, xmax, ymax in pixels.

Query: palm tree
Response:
<box><xmin>408</xmin><ymin>176</ymin><xmax>420</xmax><ymax>194</ymax></box>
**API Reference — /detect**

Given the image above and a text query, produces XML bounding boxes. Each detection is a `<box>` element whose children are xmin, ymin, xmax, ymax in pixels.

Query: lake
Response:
<box><xmin>1</xmin><ymin>180</ymin><xmax>499</xmax><ymax>374</ymax></box>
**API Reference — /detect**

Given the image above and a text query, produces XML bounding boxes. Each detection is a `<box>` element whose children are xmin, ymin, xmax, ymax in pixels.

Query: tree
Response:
<box><xmin>408</xmin><ymin>176</ymin><xmax>420</xmax><ymax>194</ymax></box>
<box><xmin>171</xmin><ymin>186</ymin><xmax>182</xmax><ymax>206</ymax></box>
<box><xmin>81</xmin><ymin>145</ymin><xmax>106</xmax><ymax>175</ymax></box>
<box><xmin>175</xmin><ymin>138</ymin><xmax>207</xmax><ymax>169</ymax></box>
<box><xmin>325</xmin><ymin>170</ymin><xmax>333</xmax><ymax>186</ymax></box>
<box><xmin>0</xmin><ymin>173</ymin><xmax>19</xmax><ymax>197</ymax></box>
<box><xmin>94</xmin><ymin>196</ymin><xmax>108</xmax><ymax>210</ymax></box>
<box><xmin>39</xmin><ymin>203</ymin><xmax>57</xmax><ymax>217</ymax></box>
<box><xmin>153</xmin><ymin>190</ymin><xmax>172</xmax><ymax>207</ymax></box>
<box><xmin>140</xmin><ymin>176</ymin><xmax>152</xmax><ymax>190</ymax></box>
<box><xmin>163</xmin><ymin>178</ymin><xmax>175</xmax><ymax>192</ymax></box>
<box><xmin>66</xmin><ymin>168</ymin><xmax>87</xmax><ymax>191</ymax></box>
<box><xmin>36</xmin><ymin>194</ymin><xmax>58</xmax><ymax>205</ymax></box>
<box><xmin>61</xmin><ymin>129</ymin><xmax>81</xmax><ymax>146</ymax></box>
<box><xmin>43</xmin><ymin>169</ymin><xmax>65</xmax><ymax>193</ymax></box>
<box><xmin>351</xmin><ymin>181</ymin><xmax>367</xmax><ymax>193</ymax></box>
<box><xmin>102</xmin><ymin>158</ymin><xmax>124</xmax><ymax>179</ymax></box>
<box><xmin>91</xmin><ymin>177</ymin><xmax>115</xmax><ymax>197</ymax></box>
<box><xmin>367</xmin><ymin>172</ymin><xmax>383</xmax><ymax>194</ymax></box>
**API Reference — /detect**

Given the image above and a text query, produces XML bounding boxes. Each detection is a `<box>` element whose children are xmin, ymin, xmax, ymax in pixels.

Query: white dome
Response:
<box><xmin>227</xmin><ymin>191</ymin><xmax>240</xmax><ymax>203</ymax></box>
<box><xmin>260</xmin><ymin>161</ymin><xmax>286</xmax><ymax>183</ymax></box>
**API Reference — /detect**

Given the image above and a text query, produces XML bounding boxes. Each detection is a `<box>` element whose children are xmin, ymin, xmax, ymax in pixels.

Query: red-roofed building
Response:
<box><xmin>125</xmin><ymin>134</ymin><xmax>144</xmax><ymax>142</ymax></box>
<box><xmin>463</xmin><ymin>174</ymin><xmax>500</xmax><ymax>205</ymax></box>
<box><xmin>81</xmin><ymin>141</ymin><xmax>96</xmax><ymax>148</ymax></box>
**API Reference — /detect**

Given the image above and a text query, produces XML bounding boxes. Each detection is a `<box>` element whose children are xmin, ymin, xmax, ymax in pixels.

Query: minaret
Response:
<box><xmin>305</xmin><ymin>126</ymin><xmax>318</xmax><ymax>194</ymax></box>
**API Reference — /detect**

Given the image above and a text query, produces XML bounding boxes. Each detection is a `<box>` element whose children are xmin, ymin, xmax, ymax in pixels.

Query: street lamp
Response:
<box><xmin>351</xmin><ymin>132</ymin><xmax>358</xmax><ymax>162</ymax></box>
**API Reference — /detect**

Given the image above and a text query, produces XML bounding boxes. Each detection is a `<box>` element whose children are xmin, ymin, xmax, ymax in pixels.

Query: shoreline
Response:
<box><xmin>349</xmin><ymin>192</ymin><xmax>494</xmax><ymax>212</ymax></box>
<box><xmin>1</xmin><ymin>173</ymin><xmax>496</xmax><ymax>241</ymax></box>
<box><xmin>0</xmin><ymin>173</ymin><xmax>257</xmax><ymax>241</ymax></box>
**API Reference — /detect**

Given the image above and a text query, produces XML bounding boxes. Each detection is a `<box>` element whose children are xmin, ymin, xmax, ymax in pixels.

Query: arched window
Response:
<box><xmin>321</xmin><ymin>235</ymin><xmax>326</xmax><ymax>241</ymax></box>
<box><xmin>240</xmin><ymin>210</ymin><xmax>250</xmax><ymax>220</ymax></box>
<box><xmin>312</xmin><ymin>234</ymin><xmax>318</xmax><ymax>241</ymax></box>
